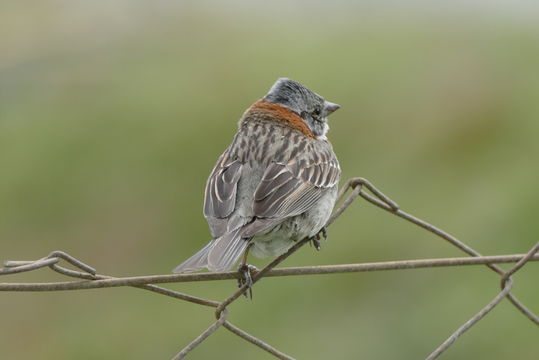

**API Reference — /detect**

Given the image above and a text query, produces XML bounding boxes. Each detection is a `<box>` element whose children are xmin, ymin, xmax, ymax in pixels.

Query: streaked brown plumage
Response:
<box><xmin>173</xmin><ymin>78</ymin><xmax>340</xmax><ymax>273</ymax></box>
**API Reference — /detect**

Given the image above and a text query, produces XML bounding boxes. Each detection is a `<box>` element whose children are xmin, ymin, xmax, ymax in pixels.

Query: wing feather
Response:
<box><xmin>253</xmin><ymin>143</ymin><xmax>340</xmax><ymax>219</ymax></box>
<box><xmin>204</xmin><ymin>152</ymin><xmax>243</xmax><ymax>238</ymax></box>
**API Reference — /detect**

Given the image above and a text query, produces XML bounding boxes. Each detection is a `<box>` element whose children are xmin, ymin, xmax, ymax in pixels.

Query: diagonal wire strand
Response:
<box><xmin>172</xmin><ymin>309</ymin><xmax>229</xmax><ymax>360</ymax></box>
<box><xmin>334</xmin><ymin>177</ymin><xmax>539</xmax><ymax>325</ymax></box>
<box><xmin>223</xmin><ymin>321</ymin><xmax>296</xmax><ymax>360</ymax></box>
<box><xmin>426</xmin><ymin>241</ymin><xmax>539</xmax><ymax>359</ymax></box>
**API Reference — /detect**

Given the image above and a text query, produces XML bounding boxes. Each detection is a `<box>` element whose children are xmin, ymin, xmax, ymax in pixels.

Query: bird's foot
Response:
<box><xmin>237</xmin><ymin>264</ymin><xmax>258</xmax><ymax>299</ymax></box>
<box><xmin>320</xmin><ymin>227</ymin><xmax>328</xmax><ymax>240</ymax></box>
<box><xmin>309</xmin><ymin>227</ymin><xmax>327</xmax><ymax>251</ymax></box>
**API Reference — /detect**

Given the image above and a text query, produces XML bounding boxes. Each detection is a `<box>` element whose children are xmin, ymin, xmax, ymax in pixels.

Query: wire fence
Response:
<box><xmin>1</xmin><ymin>177</ymin><xmax>538</xmax><ymax>359</ymax></box>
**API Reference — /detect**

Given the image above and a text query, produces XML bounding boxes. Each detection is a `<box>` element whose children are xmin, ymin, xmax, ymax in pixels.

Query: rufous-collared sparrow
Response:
<box><xmin>173</xmin><ymin>78</ymin><xmax>341</xmax><ymax>273</ymax></box>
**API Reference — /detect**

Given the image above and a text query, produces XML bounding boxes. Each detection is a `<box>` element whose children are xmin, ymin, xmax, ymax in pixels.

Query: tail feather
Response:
<box><xmin>207</xmin><ymin>228</ymin><xmax>249</xmax><ymax>272</ymax></box>
<box><xmin>172</xmin><ymin>228</ymin><xmax>250</xmax><ymax>273</ymax></box>
<box><xmin>172</xmin><ymin>240</ymin><xmax>215</xmax><ymax>273</ymax></box>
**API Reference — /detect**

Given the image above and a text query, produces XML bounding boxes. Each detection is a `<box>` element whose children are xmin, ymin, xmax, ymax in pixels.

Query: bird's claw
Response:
<box><xmin>237</xmin><ymin>264</ymin><xmax>258</xmax><ymax>299</ymax></box>
<box><xmin>309</xmin><ymin>227</ymin><xmax>327</xmax><ymax>251</ymax></box>
<box><xmin>320</xmin><ymin>227</ymin><xmax>327</xmax><ymax>240</ymax></box>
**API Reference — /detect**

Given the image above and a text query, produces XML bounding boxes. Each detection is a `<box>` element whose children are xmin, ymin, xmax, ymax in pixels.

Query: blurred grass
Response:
<box><xmin>1</xmin><ymin>1</ymin><xmax>538</xmax><ymax>359</ymax></box>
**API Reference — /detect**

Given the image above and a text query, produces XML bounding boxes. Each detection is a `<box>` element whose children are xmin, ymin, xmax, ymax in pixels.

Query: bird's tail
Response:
<box><xmin>172</xmin><ymin>240</ymin><xmax>215</xmax><ymax>273</ymax></box>
<box><xmin>172</xmin><ymin>228</ymin><xmax>249</xmax><ymax>273</ymax></box>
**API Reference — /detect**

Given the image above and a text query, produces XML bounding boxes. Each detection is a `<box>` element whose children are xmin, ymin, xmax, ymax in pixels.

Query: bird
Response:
<box><xmin>173</xmin><ymin>78</ymin><xmax>341</xmax><ymax>275</ymax></box>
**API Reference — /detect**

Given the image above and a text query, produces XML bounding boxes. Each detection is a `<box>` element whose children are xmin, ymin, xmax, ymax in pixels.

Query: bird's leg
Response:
<box><xmin>320</xmin><ymin>227</ymin><xmax>328</xmax><ymax>240</ymax></box>
<box><xmin>237</xmin><ymin>242</ymin><xmax>257</xmax><ymax>299</ymax></box>
<box><xmin>309</xmin><ymin>227</ymin><xmax>327</xmax><ymax>251</ymax></box>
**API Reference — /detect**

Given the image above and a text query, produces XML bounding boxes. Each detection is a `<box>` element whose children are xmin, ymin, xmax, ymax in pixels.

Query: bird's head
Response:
<box><xmin>263</xmin><ymin>78</ymin><xmax>340</xmax><ymax>139</ymax></box>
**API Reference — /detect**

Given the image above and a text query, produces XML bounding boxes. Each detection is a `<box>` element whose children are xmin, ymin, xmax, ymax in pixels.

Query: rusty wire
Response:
<box><xmin>1</xmin><ymin>177</ymin><xmax>537</xmax><ymax>359</ymax></box>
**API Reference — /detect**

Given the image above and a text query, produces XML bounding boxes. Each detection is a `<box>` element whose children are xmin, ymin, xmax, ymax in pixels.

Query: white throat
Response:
<box><xmin>316</xmin><ymin>122</ymin><xmax>329</xmax><ymax>141</ymax></box>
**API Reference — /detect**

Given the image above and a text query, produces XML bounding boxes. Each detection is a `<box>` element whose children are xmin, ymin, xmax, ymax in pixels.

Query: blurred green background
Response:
<box><xmin>1</xmin><ymin>1</ymin><xmax>538</xmax><ymax>359</ymax></box>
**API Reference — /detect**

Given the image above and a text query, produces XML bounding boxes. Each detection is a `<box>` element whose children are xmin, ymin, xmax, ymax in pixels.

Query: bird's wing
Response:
<box><xmin>252</xmin><ymin>142</ymin><xmax>340</xmax><ymax>220</ymax></box>
<box><xmin>203</xmin><ymin>149</ymin><xmax>243</xmax><ymax>238</ymax></box>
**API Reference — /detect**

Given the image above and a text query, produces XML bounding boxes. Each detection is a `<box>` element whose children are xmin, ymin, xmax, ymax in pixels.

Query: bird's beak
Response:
<box><xmin>323</xmin><ymin>101</ymin><xmax>340</xmax><ymax>116</ymax></box>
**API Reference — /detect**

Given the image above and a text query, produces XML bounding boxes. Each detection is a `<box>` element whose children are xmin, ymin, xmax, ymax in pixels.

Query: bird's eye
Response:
<box><xmin>313</xmin><ymin>107</ymin><xmax>321</xmax><ymax>117</ymax></box>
